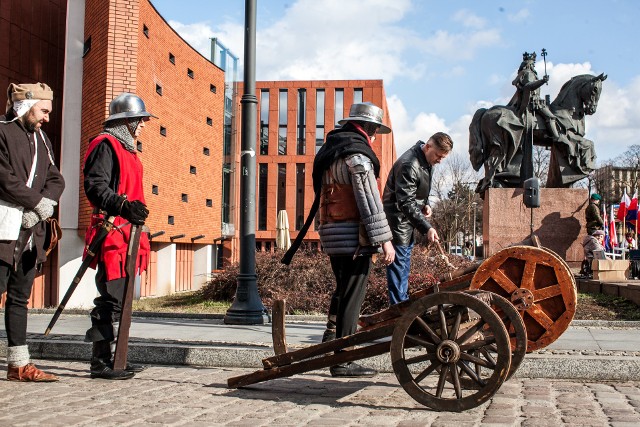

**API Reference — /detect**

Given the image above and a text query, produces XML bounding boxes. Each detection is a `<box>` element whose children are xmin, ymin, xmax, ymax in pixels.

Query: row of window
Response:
<box><xmin>257</xmin><ymin>163</ymin><xmax>306</xmax><ymax>231</ymax></box>
<box><xmin>151</xmin><ymin>185</ymin><xmax>214</xmax><ymax>206</ymax></box>
<box><xmin>143</xmin><ymin>23</ymin><xmax>218</xmax><ymax>91</ymax></box>
<box><xmin>258</xmin><ymin>87</ymin><xmax>363</xmax><ymax>156</ymax></box>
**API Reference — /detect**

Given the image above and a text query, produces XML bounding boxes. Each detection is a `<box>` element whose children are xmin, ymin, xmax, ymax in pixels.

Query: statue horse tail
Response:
<box><xmin>469</xmin><ymin>108</ymin><xmax>487</xmax><ymax>171</ymax></box>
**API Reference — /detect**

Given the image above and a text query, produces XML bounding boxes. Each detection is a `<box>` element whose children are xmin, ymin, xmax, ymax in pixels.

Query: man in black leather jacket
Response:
<box><xmin>382</xmin><ymin>132</ymin><xmax>453</xmax><ymax>304</ymax></box>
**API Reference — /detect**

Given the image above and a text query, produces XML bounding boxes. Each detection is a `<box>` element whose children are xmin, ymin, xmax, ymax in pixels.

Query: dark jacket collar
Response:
<box><xmin>412</xmin><ymin>140</ymin><xmax>432</xmax><ymax>171</ymax></box>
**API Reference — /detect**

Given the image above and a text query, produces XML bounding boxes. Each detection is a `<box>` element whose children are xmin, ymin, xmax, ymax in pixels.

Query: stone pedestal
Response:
<box><xmin>483</xmin><ymin>188</ymin><xmax>589</xmax><ymax>266</ymax></box>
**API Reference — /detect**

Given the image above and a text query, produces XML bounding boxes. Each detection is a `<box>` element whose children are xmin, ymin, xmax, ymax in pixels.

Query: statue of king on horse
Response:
<box><xmin>469</xmin><ymin>50</ymin><xmax>607</xmax><ymax>194</ymax></box>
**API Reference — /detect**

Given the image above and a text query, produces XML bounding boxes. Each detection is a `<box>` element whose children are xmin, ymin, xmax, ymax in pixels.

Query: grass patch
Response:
<box><xmin>576</xmin><ymin>292</ymin><xmax>640</xmax><ymax>321</ymax></box>
<box><xmin>132</xmin><ymin>291</ymin><xmax>230</xmax><ymax>314</ymax></box>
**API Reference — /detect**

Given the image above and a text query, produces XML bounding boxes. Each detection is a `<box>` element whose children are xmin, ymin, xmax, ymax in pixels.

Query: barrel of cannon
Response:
<box><xmin>469</xmin><ymin>246</ymin><xmax>577</xmax><ymax>352</ymax></box>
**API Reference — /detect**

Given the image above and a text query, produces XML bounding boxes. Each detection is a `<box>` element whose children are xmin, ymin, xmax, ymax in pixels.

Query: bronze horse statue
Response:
<box><xmin>469</xmin><ymin>73</ymin><xmax>607</xmax><ymax>193</ymax></box>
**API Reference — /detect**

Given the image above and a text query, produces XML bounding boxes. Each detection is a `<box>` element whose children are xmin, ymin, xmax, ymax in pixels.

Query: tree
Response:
<box><xmin>533</xmin><ymin>145</ymin><xmax>550</xmax><ymax>186</ymax></box>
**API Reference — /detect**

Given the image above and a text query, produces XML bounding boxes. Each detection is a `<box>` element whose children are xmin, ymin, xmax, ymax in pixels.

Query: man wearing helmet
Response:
<box><xmin>0</xmin><ymin>82</ymin><xmax>65</xmax><ymax>382</ymax></box>
<box><xmin>314</xmin><ymin>102</ymin><xmax>395</xmax><ymax>377</ymax></box>
<box><xmin>82</xmin><ymin>93</ymin><xmax>156</xmax><ymax>380</ymax></box>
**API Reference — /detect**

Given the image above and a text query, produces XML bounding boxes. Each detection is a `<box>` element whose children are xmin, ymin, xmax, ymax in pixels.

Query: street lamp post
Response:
<box><xmin>224</xmin><ymin>0</ymin><xmax>267</xmax><ymax>325</ymax></box>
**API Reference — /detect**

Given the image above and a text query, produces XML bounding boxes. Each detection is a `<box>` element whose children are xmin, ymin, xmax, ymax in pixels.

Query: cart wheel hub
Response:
<box><xmin>510</xmin><ymin>288</ymin><xmax>534</xmax><ymax>310</ymax></box>
<box><xmin>436</xmin><ymin>339</ymin><xmax>460</xmax><ymax>364</ymax></box>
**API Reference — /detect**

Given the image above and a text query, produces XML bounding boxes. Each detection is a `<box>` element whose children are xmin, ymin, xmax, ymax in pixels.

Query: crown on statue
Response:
<box><xmin>522</xmin><ymin>51</ymin><xmax>537</xmax><ymax>62</ymax></box>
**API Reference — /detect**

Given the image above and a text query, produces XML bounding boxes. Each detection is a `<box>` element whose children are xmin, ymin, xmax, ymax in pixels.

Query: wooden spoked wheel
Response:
<box><xmin>391</xmin><ymin>292</ymin><xmax>511</xmax><ymax>412</ymax></box>
<box><xmin>470</xmin><ymin>246</ymin><xmax>576</xmax><ymax>352</ymax></box>
<box><xmin>463</xmin><ymin>290</ymin><xmax>527</xmax><ymax>382</ymax></box>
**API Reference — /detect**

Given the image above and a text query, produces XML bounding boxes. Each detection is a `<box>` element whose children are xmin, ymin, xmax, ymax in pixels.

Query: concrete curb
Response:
<box><xmin>2</xmin><ymin>334</ymin><xmax>639</xmax><ymax>382</ymax></box>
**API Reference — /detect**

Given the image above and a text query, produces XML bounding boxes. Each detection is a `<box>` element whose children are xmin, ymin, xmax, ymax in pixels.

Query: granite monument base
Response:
<box><xmin>483</xmin><ymin>188</ymin><xmax>589</xmax><ymax>266</ymax></box>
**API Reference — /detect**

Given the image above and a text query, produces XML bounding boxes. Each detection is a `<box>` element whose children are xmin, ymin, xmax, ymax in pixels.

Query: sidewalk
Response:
<box><xmin>1</xmin><ymin>312</ymin><xmax>639</xmax><ymax>381</ymax></box>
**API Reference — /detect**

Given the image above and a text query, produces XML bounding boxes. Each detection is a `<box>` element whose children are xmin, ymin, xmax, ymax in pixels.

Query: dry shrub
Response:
<box><xmin>200</xmin><ymin>245</ymin><xmax>474</xmax><ymax>315</ymax></box>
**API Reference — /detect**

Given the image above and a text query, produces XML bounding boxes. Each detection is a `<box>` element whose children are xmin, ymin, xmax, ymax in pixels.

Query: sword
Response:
<box><xmin>44</xmin><ymin>216</ymin><xmax>116</xmax><ymax>335</ymax></box>
<box><xmin>112</xmin><ymin>224</ymin><xmax>142</xmax><ymax>370</ymax></box>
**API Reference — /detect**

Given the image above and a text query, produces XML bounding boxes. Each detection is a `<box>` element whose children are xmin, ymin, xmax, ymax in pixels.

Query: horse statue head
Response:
<box><xmin>551</xmin><ymin>73</ymin><xmax>607</xmax><ymax>116</ymax></box>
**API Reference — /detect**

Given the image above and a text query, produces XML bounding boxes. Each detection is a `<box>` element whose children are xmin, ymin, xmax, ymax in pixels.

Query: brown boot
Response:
<box><xmin>7</xmin><ymin>363</ymin><xmax>59</xmax><ymax>382</ymax></box>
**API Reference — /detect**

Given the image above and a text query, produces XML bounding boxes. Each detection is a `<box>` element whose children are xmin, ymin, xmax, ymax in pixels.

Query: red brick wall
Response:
<box><xmin>232</xmin><ymin>80</ymin><xmax>395</xmax><ymax>255</ymax></box>
<box><xmin>0</xmin><ymin>0</ymin><xmax>67</xmax><ymax>307</ymax></box>
<box><xmin>80</xmin><ymin>0</ymin><xmax>225</xmax><ymax>244</ymax></box>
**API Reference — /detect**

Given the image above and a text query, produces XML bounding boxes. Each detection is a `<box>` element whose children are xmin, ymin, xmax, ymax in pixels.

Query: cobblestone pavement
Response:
<box><xmin>1</xmin><ymin>360</ymin><xmax>639</xmax><ymax>427</ymax></box>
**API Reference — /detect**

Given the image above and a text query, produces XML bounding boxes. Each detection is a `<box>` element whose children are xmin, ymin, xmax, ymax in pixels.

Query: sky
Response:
<box><xmin>150</xmin><ymin>0</ymin><xmax>640</xmax><ymax>167</ymax></box>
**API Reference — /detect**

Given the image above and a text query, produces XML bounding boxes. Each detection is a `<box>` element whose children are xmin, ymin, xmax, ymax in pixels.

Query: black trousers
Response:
<box><xmin>84</xmin><ymin>262</ymin><xmax>126</xmax><ymax>343</ymax></box>
<box><xmin>0</xmin><ymin>249</ymin><xmax>37</xmax><ymax>347</ymax></box>
<box><xmin>329</xmin><ymin>255</ymin><xmax>372</xmax><ymax>339</ymax></box>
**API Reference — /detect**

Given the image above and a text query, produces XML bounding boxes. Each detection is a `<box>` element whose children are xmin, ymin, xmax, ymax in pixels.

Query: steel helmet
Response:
<box><xmin>337</xmin><ymin>102</ymin><xmax>391</xmax><ymax>134</ymax></box>
<box><xmin>105</xmin><ymin>92</ymin><xmax>157</xmax><ymax>123</ymax></box>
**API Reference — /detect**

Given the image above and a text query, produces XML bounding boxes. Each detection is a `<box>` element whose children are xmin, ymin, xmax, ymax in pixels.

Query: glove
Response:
<box><xmin>120</xmin><ymin>200</ymin><xmax>149</xmax><ymax>225</ymax></box>
<box><xmin>22</xmin><ymin>210</ymin><xmax>40</xmax><ymax>229</ymax></box>
<box><xmin>33</xmin><ymin>197</ymin><xmax>57</xmax><ymax>221</ymax></box>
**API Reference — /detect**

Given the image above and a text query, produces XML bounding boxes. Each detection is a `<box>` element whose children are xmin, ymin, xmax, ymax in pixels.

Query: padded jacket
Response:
<box><xmin>318</xmin><ymin>138</ymin><xmax>392</xmax><ymax>257</ymax></box>
<box><xmin>382</xmin><ymin>141</ymin><xmax>433</xmax><ymax>245</ymax></box>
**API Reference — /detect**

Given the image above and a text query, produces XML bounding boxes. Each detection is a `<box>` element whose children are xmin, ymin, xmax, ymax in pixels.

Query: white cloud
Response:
<box><xmin>419</xmin><ymin>29</ymin><xmax>501</xmax><ymax>61</ymax></box>
<box><xmin>452</xmin><ymin>9</ymin><xmax>487</xmax><ymax>29</ymax></box>
<box><xmin>507</xmin><ymin>9</ymin><xmax>530</xmax><ymax>23</ymax></box>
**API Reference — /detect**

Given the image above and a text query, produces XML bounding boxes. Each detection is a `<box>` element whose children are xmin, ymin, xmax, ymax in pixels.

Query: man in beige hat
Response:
<box><xmin>0</xmin><ymin>82</ymin><xmax>65</xmax><ymax>381</ymax></box>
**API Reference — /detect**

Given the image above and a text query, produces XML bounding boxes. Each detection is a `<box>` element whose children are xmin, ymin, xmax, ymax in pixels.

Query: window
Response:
<box><xmin>181</xmin><ymin>194</ymin><xmax>188</xmax><ymax>202</ymax></box>
<box><xmin>295</xmin><ymin>164</ymin><xmax>305</xmax><ymax>230</ymax></box>
<box><xmin>297</xmin><ymin>89</ymin><xmax>306</xmax><ymax>155</ymax></box>
<box><xmin>265</xmin><ymin>241</ymin><xmax>271</xmax><ymax>252</ymax></box>
<box><xmin>169</xmin><ymin>52</ymin><xmax>175</xmax><ymax>64</ymax></box>
<box><xmin>152</xmin><ymin>185</ymin><xmax>159</xmax><ymax>195</ymax></box>
<box><xmin>259</xmin><ymin>89</ymin><xmax>269</xmax><ymax>155</ymax></box>
<box><xmin>210</xmin><ymin>84</ymin><xmax>217</xmax><ymax>93</ymax></box>
<box><xmin>354</xmin><ymin>88</ymin><xmax>363</xmax><ymax>104</ymax></box>
<box><xmin>334</xmin><ymin>88</ymin><xmax>344</xmax><ymax>125</ymax></box>
<box><xmin>203</xmin><ymin>147</ymin><xmax>210</xmax><ymax>156</ymax></box>
<box><xmin>136</xmin><ymin>141</ymin><xmax>142</xmax><ymax>152</ymax></box>
<box><xmin>82</xmin><ymin>36</ymin><xmax>91</xmax><ymax>58</ymax></box>
<box><xmin>143</xmin><ymin>25</ymin><xmax>149</xmax><ymax>38</ymax></box>
<box><xmin>206</xmin><ymin>198</ymin><xmax>212</xmax><ymax>207</ymax></box>
<box><xmin>168</xmin><ymin>215</ymin><xmax>174</xmax><ymax>225</ymax></box>
<box><xmin>187</xmin><ymin>68</ymin><xmax>194</xmax><ymax>79</ymax></box>
<box><xmin>190</xmin><ymin>165</ymin><xmax>196</xmax><ymax>174</ymax></box>
<box><xmin>155</xmin><ymin>83</ymin><xmax>162</xmax><ymax>96</ymax></box>
<box><xmin>277</xmin><ymin>164</ymin><xmax>286</xmax><ymax>213</ymax></box>
<box><xmin>278</xmin><ymin>90</ymin><xmax>287</xmax><ymax>155</ymax></box>
<box><xmin>256</xmin><ymin>241</ymin><xmax>262</xmax><ymax>252</ymax></box>
<box><xmin>258</xmin><ymin>164</ymin><xmax>268</xmax><ymax>230</ymax></box>
<box><xmin>160</xmin><ymin>126</ymin><xmax>166</xmax><ymax>136</ymax></box>
<box><xmin>206</xmin><ymin>117</ymin><xmax>212</xmax><ymax>126</ymax></box>
<box><xmin>315</xmin><ymin>89</ymin><xmax>325</xmax><ymax>154</ymax></box>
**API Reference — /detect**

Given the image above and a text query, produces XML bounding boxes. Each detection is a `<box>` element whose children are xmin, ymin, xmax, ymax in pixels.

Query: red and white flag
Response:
<box><xmin>617</xmin><ymin>191</ymin><xmax>631</xmax><ymax>221</ymax></box>
<box><xmin>610</xmin><ymin>205</ymin><xmax>618</xmax><ymax>247</ymax></box>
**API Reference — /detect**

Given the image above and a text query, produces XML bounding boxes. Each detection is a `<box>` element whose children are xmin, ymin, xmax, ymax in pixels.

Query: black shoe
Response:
<box><xmin>330</xmin><ymin>362</ymin><xmax>377</xmax><ymax>378</ymax></box>
<box><xmin>90</xmin><ymin>364</ymin><xmax>135</xmax><ymax>380</ymax></box>
<box><xmin>322</xmin><ymin>328</ymin><xmax>336</xmax><ymax>343</ymax></box>
<box><xmin>109</xmin><ymin>362</ymin><xmax>146</xmax><ymax>373</ymax></box>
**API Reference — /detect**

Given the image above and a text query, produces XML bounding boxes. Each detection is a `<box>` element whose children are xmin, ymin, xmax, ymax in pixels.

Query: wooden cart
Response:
<box><xmin>227</xmin><ymin>246</ymin><xmax>577</xmax><ymax>412</ymax></box>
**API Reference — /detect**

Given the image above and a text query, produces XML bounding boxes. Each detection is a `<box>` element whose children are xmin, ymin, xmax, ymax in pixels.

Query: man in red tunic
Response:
<box><xmin>83</xmin><ymin>93</ymin><xmax>155</xmax><ymax>380</ymax></box>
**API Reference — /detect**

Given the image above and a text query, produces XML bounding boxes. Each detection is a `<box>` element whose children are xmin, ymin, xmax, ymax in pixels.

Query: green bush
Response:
<box><xmin>200</xmin><ymin>246</ymin><xmax>474</xmax><ymax>315</ymax></box>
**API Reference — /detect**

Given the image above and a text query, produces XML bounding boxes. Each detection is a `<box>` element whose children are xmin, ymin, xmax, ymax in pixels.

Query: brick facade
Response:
<box><xmin>230</xmin><ymin>80</ymin><xmax>396</xmax><ymax>259</ymax></box>
<box><xmin>80</xmin><ymin>0</ymin><xmax>225</xmax><ymax>245</ymax></box>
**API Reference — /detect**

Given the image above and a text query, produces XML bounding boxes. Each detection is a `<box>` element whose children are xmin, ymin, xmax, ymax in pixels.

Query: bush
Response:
<box><xmin>200</xmin><ymin>246</ymin><xmax>474</xmax><ymax>315</ymax></box>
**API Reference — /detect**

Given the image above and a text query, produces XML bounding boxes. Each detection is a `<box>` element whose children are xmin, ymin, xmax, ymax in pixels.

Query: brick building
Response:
<box><xmin>1</xmin><ymin>1</ymin><xmax>397</xmax><ymax>308</ymax></box>
<box><xmin>1</xmin><ymin>0</ymin><xmax>227</xmax><ymax>308</ymax></box>
<box><xmin>226</xmin><ymin>80</ymin><xmax>396</xmax><ymax>260</ymax></box>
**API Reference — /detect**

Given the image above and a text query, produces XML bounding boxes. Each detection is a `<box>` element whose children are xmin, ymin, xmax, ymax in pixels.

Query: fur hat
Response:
<box><xmin>592</xmin><ymin>229</ymin><xmax>605</xmax><ymax>236</ymax></box>
<box><xmin>6</xmin><ymin>82</ymin><xmax>53</xmax><ymax>113</ymax></box>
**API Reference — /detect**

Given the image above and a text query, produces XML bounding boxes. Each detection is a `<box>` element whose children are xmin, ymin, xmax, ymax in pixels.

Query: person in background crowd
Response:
<box><xmin>585</xmin><ymin>193</ymin><xmax>604</xmax><ymax>236</ymax></box>
<box><xmin>382</xmin><ymin>132</ymin><xmax>453</xmax><ymax>305</ymax></box>
<box><xmin>580</xmin><ymin>229</ymin><xmax>607</xmax><ymax>278</ymax></box>
<box><xmin>83</xmin><ymin>93</ymin><xmax>155</xmax><ymax>380</ymax></box>
<box><xmin>0</xmin><ymin>82</ymin><xmax>65</xmax><ymax>381</ymax></box>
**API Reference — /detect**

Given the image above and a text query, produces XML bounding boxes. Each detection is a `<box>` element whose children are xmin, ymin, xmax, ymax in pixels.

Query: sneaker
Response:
<box><xmin>330</xmin><ymin>362</ymin><xmax>377</xmax><ymax>378</ymax></box>
<box><xmin>7</xmin><ymin>363</ymin><xmax>59</xmax><ymax>382</ymax></box>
